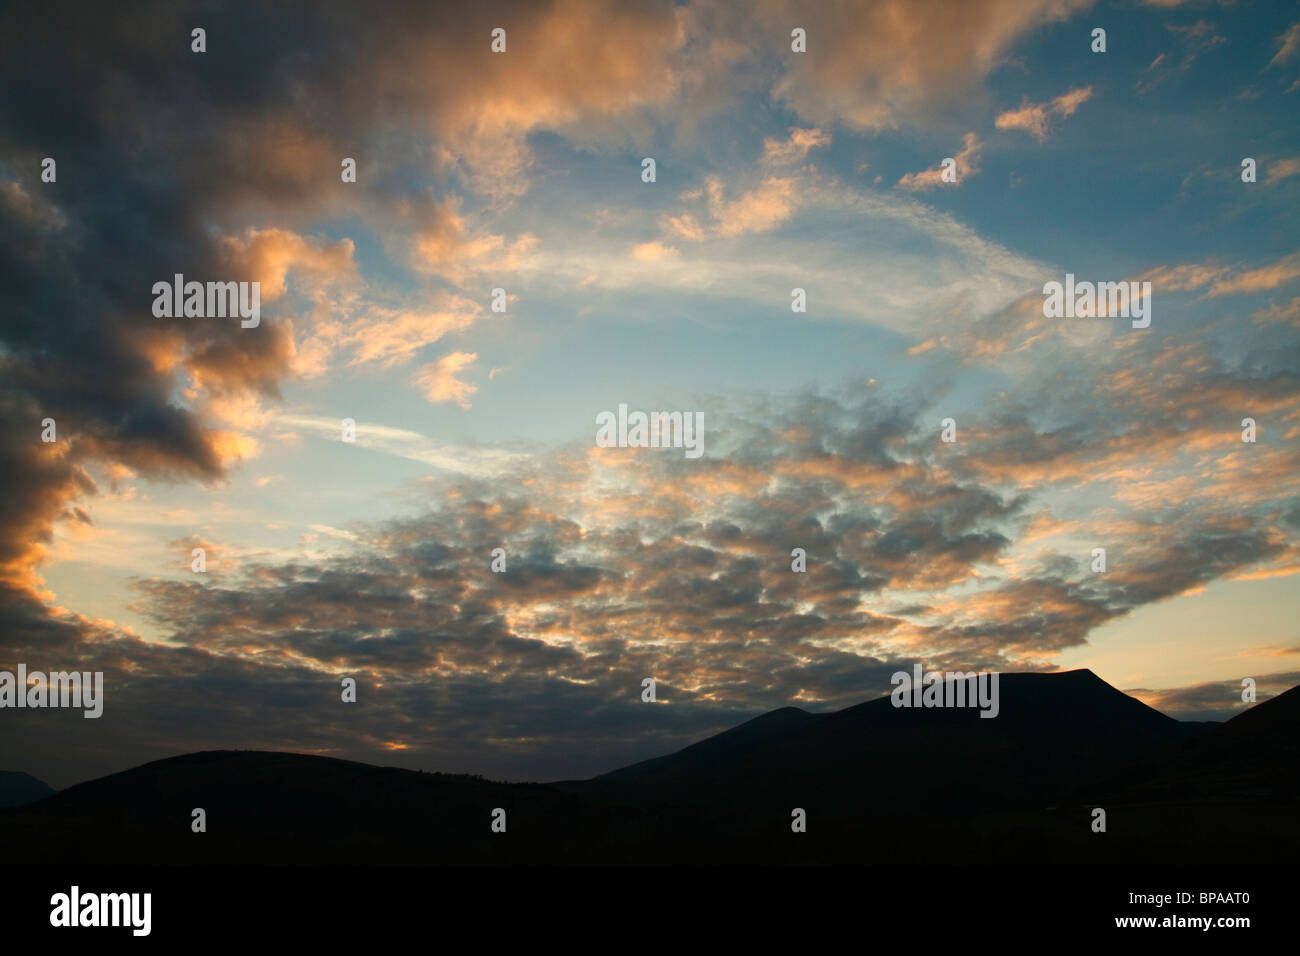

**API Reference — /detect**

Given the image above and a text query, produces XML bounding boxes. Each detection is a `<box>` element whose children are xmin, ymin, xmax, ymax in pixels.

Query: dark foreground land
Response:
<box><xmin>2</xmin><ymin>670</ymin><xmax>1296</xmax><ymax>865</ymax></box>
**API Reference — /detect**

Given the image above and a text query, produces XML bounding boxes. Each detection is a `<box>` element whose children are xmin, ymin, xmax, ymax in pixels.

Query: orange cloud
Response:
<box><xmin>398</xmin><ymin>193</ymin><xmax>539</xmax><ymax>286</ymax></box>
<box><xmin>1208</xmin><ymin>251</ymin><xmax>1300</xmax><ymax>297</ymax></box>
<box><xmin>1269</xmin><ymin>21</ymin><xmax>1300</xmax><ymax>67</ymax></box>
<box><xmin>217</xmin><ymin>228</ymin><xmax>357</xmax><ymax>301</ymax></box>
<box><xmin>995</xmin><ymin>86</ymin><xmax>1093</xmax><ymax>141</ymax></box>
<box><xmin>753</xmin><ymin>0</ymin><xmax>1090</xmax><ymax>131</ymax></box>
<box><xmin>1137</xmin><ymin>262</ymin><xmax>1227</xmax><ymax>292</ymax></box>
<box><xmin>663</xmin><ymin>175</ymin><xmax>797</xmax><ymax>240</ymax></box>
<box><xmin>348</xmin><ymin>295</ymin><xmax>484</xmax><ymax>368</ymax></box>
<box><xmin>373</xmin><ymin>0</ymin><xmax>700</xmax><ymax>197</ymax></box>
<box><xmin>897</xmin><ymin>133</ymin><xmax>982</xmax><ymax>191</ymax></box>
<box><xmin>761</xmin><ymin>127</ymin><xmax>832</xmax><ymax>165</ymax></box>
<box><xmin>632</xmin><ymin>241</ymin><xmax>680</xmax><ymax>261</ymax></box>
<box><xmin>415</xmin><ymin>351</ymin><xmax>479</xmax><ymax>408</ymax></box>
<box><xmin>1265</xmin><ymin>157</ymin><xmax>1300</xmax><ymax>184</ymax></box>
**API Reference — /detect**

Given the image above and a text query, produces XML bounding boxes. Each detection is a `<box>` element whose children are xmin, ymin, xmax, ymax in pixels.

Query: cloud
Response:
<box><xmin>1137</xmin><ymin>262</ymin><xmax>1228</xmax><ymax>292</ymax></box>
<box><xmin>761</xmin><ymin>127</ymin><xmax>832</xmax><ymax>165</ymax></box>
<box><xmin>632</xmin><ymin>241</ymin><xmax>680</xmax><ymax>261</ymax></box>
<box><xmin>415</xmin><ymin>351</ymin><xmax>480</xmax><ymax>409</ymax></box>
<box><xmin>1129</xmin><ymin>672</ymin><xmax>1300</xmax><ymax>722</ymax></box>
<box><xmin>896</xmin><ymin>132</ymin><xmax>983</xmax><ymax>190</ymax></box>
<box><xmin>744</xmin><ymin>0</ymin><xmax>1091</xmax><ymax>131</ymax></box>
<box><xmin>216</xmin><ymin>229</ymin><xmax>356</xmax><ymax>303</ymax></box>
<box><xmin>1207</xmin><ymin>251</ymin><xmax>1300</xmax><ymax>297</ymax></box>
<box><xmin>1252</xmin><ymin>297</ymin><xmax>1300</xmax><ymax>328</ymax></box>
<box><xmin>3</xmin><ymin>0</ymin><xmax>1297</xmax><ymax>793</ymax></box>
<box><xmin>663</xmin><ymin>175</ymin><xmax>798</xmax><ymax>239</ymax></box>
<box><xmin>1132</xmin><ymin>253</ymin><xmax>1300</xmax><ymax>299</ymax></box>
<box><xmin>345</xmin><ymin>294</ymin><xmax>485</xmax><ymax>368</ymax></box>
<box><xmin>394</xmin><ymin>193</ymin><xmax>540</xmax><ymax>286</ymax></box>
<box><xmin>0</xmin><ymin>0</ymin><xmax>1071</xmax><ymax>617</ymax></box>
<box><xmin>7</xmin><ymin>360</ymin><xmax>1300</xmax><ymax>785</ymax></box>
<box><xmin>512</xmin><ymin>173</ymin><xmax>1048</xmax><ymax>337</ymax></box>
<box><xmin>0</xmin><ymin>178</ymin><xmax>66</xmax><ymax>233</ymax></box>
<box><xmin>272</xmin><ymin>414</ymin><xmax>530</xmax><ymax>478</ymax></box>
<box><xmin>0</xmin><ymin>0</ymin><xmax>1079</xmax><ymax>625</ymax></box>
<box><xmin>360</xmin><ymin>0</ymin><xmax>714</xmax><ymax>198</ymax></box>
<box><xmin>995</xmin><ymin>86</ymin><xmax>1093</xmax><ymax>141</ymax></box>
<box><xmin>1270</xmin><ymin>21</ymin><xmax>1300</xmax><ymax>67</ymax></box>
<box><xmin>1265</xmin><ymin>157</ymin><xmax>1300</xmax><ymax>184</ymax></box>
<box><xmin>1138</xmin><ymin>19</ymin><xmax>1227</xmax><ymax>93</ymax></box>
<box><xmin>16</xmin><ymin>344</ymin><xmax>1300</xmax><ymax>784</ymax></box>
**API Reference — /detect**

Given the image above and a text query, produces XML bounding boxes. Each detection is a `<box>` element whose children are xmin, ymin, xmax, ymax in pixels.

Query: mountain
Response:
<box><xmin>582</xmin><ymin>670</ymin><xmax>1207</xmax><ymax>814</ymax></box>
<box><xmin>1088</xmin><ymin>682</ymin><xmax>1300</xmax><ymax>803</ymax></box>
<box><xmin>0</xmin><ymin>771</ymin><xmax>54</xmax><ymax>808</ymax></box>
<box><xmin>1062</xmin><ymin>684</ymin><xmax>1300</xmax><ymax>862</ymax></box>
<box><xmin>1</xmin><ymin>670</ymin><xmax>1294</xmax><ymax>865</ymax></box>
<box><xmin>0</xmin><ymin>750</ymin><xmax>596</xmax><ymax>865</ymax></box>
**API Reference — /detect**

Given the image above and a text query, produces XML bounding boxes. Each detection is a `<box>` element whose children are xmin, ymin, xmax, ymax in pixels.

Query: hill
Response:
<box><xmin>581</xmin><ymin>670</ymin><xmax>1207</xmax><ymax>816</ymax></box>
<box><xmin>1</xmin><ymin>671</ymin><xmax>1293</xmax><ymax>865</ymax></box>
<box><xmin>0</xmin><ymin>771</ymin><xmax>54</xmax><ymax>809</ymax></box>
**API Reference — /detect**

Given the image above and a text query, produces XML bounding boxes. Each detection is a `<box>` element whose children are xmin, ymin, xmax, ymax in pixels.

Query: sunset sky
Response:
<box><xmin>2</xmin><ymin>0</ymin><xmax>1299</xmax><ymax>789</ymax></box>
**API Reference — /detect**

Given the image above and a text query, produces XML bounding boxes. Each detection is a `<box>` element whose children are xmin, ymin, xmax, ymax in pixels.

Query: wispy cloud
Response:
<box><xmin>995</xmin><ymin>86</ymin><xmax>1093</xmax><ymax>141</ymax></box>
<box><xmin>897</xmin><ymin>133</ymin><xmax>983</xmax><ymax>190</ymax></box>
<box><xmin>273</xmin><ymin>414</ymin><xmax>531</xmax><ymax>477</ymax></box>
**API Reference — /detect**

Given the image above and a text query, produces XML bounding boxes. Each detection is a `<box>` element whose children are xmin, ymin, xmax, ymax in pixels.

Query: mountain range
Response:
<box><xmin>2</xmin><ymin>669</ymin><xmax>1295</xmax><ymax>865</ymax></box>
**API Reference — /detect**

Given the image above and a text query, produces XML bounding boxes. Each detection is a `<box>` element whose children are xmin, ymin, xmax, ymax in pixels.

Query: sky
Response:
<box><xmin>2</xmin><ymin>0</ymin><xmax>1299</xmax><ymax>789</ymax></box>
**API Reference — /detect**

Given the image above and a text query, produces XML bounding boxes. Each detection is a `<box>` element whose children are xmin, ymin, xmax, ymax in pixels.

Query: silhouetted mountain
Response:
<box><xmin>596</xmin><ymin>705</ymin><xmax>818</xmax><ymax>785</ymax></box>
<box><xmin>582</xmin><ymin>670</ymin><xmax>1206</xmax><ymax>814</ymax></box>
<box><xmin>1087</xmin><ymin>683</ymin><xmax>1300</xmax><ymax>804</ymax></box>
<box><xmin>0</xmin><ymin>750</ymin><xmax>603</xmax><ymax>864</ymax></box>
<box><xmin>0</xmin><ymin>771</ymin><xmax>54</xmax><ymax>808</ymax></box>
<box><xmin>1053</xmin><ymin>684</ymin><xmax>1300</xmax><ymax>861</ymax></box>
<box><xmin>1</xmin><ymin>671</ymin><xmax>1294</xmax><ymax>865</ymax></box>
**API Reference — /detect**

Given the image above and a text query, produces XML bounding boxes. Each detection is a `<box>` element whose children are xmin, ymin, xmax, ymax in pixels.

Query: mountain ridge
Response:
<box><xmin>0</xmin><ymin>770</ymin><xmax>54</xmax><ymax>809</ymax></box>
<box><xmin>2</xmin><ymin>669</ymin><xmax>1294</xmax><ymax>864</ymax></box>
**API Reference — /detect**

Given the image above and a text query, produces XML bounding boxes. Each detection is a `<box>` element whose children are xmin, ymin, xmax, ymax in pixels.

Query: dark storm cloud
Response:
<box><xmin>0</xmin><ymin>2</ymin><xmax>309</xmax><ymax>591</ymax></box>
<box><xmin>0</xmin><ymin>0</ymin><xmax>706</xmax><ymax>596</ymax></box>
